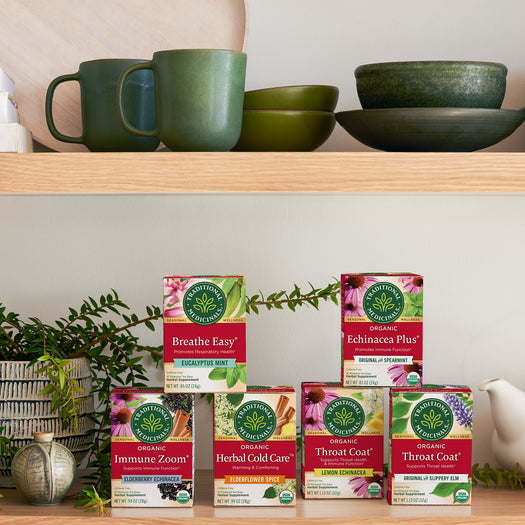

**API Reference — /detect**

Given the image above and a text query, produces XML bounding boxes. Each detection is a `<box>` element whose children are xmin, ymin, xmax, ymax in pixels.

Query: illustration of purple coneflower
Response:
<box><xmin>399</xmin><ymin>275</ymin><xmax>423</xmax><ymax>294</ymax></box>
<box><xmin>348</xmin><ymin>474</ymin><xmax>383</xmax><ymax>498</ymax></box>
<box><xmin>304</xmin><ymin>388</ymin><xmax>340</xmax><ymax>431</ymax></box>
<box><xmin>387</xmin><ymin>362</ymin><xmax>422</xmax><ymax>386</ymax></box>
<box><xmin>444</xmin><ymin>393</ymin><xmax>473</xmax><ymax>429</ymax></box>
<box><xmin>344</xmin><ymin>275</ymin><xmax>379</xmax><ymax>315</ymax></box>
<box><xmin>111</xmin><ymin>403</ymin><xmax>136</xmax><ymax>437</ymax></box>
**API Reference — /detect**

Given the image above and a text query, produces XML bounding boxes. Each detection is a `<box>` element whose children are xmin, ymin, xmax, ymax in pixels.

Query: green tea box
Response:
<box><xmin>388</xmin><ymin>385</ymin><xmax>473</xmax><ymax>505</ymax></box>
<box><xmin>301</xmin><ymin>382</ymin><xmax>384</xmax><ymax>499</ymax></box>
<box><xmin>213</xmin><ymin>386</ymin><xmax>296</xmax><ymax>506</ymax></box>
<box><xmin>163</xmin><ymin>276</ymin><xmax>246</xmax><ymax>392</ymax></box>
<box><xmin>111</xmin><ymin>388</ymin><xmax>194</xmax><ymax>507</ymax></box>
<box><xmin>342</xmin><ymin>273</ymin><xmax>423</xmax><ymax>387</ymax></box>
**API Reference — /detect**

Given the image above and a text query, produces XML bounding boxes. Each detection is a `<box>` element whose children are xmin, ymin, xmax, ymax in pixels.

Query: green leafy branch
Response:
<box><xmin>75</xmin><ymin>485</ymin><xmax>110</xmax><ymax>516</ymax></box>
<box><xmin>472</xmin><ymin>463</ymin><xmax>525</xmax><ymax>489</ymax></box>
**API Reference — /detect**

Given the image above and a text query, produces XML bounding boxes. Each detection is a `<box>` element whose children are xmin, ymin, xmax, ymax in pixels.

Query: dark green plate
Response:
<box><xmin>336</xmin><ymin>107</ymin><xmax>525</xmax><ymax>152</ymax></box>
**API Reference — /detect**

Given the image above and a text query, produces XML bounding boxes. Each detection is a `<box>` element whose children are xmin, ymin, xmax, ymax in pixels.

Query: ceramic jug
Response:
<box><xmin>11</xmin><ymin>431</ymin><xmax>76</xmax><ymax>505</ymax></box>
<box><xmin>478</xmin><ymin>377</ymin><xmax>525</xmax><ymax>472</ymax></box>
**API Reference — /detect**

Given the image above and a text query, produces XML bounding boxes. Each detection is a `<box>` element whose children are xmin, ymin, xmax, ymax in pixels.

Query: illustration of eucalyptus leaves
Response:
<box><xmin>210</xmin><ymin>277</ymin><xmax>246</xmax><ymax>318</ymax></box>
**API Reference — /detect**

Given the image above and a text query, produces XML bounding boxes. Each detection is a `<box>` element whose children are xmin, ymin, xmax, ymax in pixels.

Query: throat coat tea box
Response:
<box><xmin>164</xmin><ymin>276</ymin><xmax>246</xmax><ymax>392</ymax></box>
<box><xmin>301</xmin><ymin>382</ymin><xmax>384</xmax><ymax>499</ymax></box>
<box><xmin>111</xmin><ymin>388</ymin><xmax>194</xmax><ymax>507</ymax></box>
<box><xmin>213</xmin><ymin>386</ymin><xmax>296</xmax><ymax>506</ymax></box>
<box><xmin>342</xmin><ymin>273</ymin><xmax>423</xmax><ymax>387</ymax></box>
<box><xmin>388</xmin><ymin>385</ymin><xmax>473</xmax><ymax>505</ymax></box>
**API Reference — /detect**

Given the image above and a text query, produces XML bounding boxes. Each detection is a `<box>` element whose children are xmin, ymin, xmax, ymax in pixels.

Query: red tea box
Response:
<box><xmin>163</xmin><ymin>276</ymin><xmax>246</xmax><ymax>392</ymax></box>
<box><xmin>301</xmin><ymin>382</ymin><xmax>384</xmax><ymax>499</ymax></box>
<box><xmin>111</xmin><ymin>388</ymin><xmax>194</xmax><ymax>507</ymax></box>
<box><xmin>213</xmin><ymin>386</ymin><xmax>296</xmax><ymax>506</ymax></box>
<box><xmin>341</xmin><ymin>273</ymin><xmax>423</xmax><ymax>387</ymax></box>
<box><xmin>388</xmin><ymin>385</ymin><xmax>473</xmax><ymax>505</ymax></box>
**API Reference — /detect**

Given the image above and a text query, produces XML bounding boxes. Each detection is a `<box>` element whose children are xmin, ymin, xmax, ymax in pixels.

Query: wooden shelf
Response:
<box><xmin>0</xmin><ymin>152</ymin><xmax>525</xmax><ymax>194</ymax></box>
<box><xmin>1</xmin><ymin>472</ymin><xmax>525</xmax><ymax>524</ymax></box>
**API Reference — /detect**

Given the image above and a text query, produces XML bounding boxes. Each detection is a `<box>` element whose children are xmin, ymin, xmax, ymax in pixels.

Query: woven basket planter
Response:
<box><xmin>0</xmin><ymin>358</ymin><xmax>94</xmax><ymax>487</ymax></box>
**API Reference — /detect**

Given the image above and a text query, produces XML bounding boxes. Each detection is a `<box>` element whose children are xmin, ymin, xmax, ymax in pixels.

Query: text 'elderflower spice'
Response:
<box><xmin>388</xmin><ymin>384</ymin><xmax>473</xmax><ymax>505</ymax></box>
<box><xmin>213</xmin><ymin>386</ymin><xmax>296</xmax><ymax>506</ymax></box>
<box><xmin>111</xmin><ymin>388</ymin><xmax>194</xmax><ymax>507</ymax></box>
<box><xmin>301</xmin><ymin>382</ymin><xmax>384</xmax><ymax>499</ymax></box>
<box><xmin>163</xmin><ymin>276</ymin><xmax>246</xmax><ymax>392</ymax></box>
<box><xmin>342</xmin><ymin>273</ymin><xmax>423</xmax><ymax>387</ymax></box>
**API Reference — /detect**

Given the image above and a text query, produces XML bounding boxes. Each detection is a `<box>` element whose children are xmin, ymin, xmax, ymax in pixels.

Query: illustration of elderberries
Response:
<box><xmin>444</xmin><ymin>393</ymin><xmax>473</xmax><ymax>429</ymax></box>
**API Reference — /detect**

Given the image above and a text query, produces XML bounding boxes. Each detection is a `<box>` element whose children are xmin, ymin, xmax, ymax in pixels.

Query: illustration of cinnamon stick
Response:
<box><xmin>171</xmin><ymin>410</ymin><xmax>190</xmax><ymax>437</ymax></box>
<box><xmin>275</xmin><ymin>395</ymin><xmax>289</xmax><ymax>419</ymax></box>
<box><xmin>274</xmin><ymin>406</ymin><xmax>295</xmax><ymax>435</ymax></box>
<box><xmin>179</xmin><ymin>426</ymin><xmax>192</xmax><ymax>438</ymax></box>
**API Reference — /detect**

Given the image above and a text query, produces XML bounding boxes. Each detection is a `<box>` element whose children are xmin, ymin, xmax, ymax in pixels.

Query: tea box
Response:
<box><xmin>341</xmin><ymin>273</ymin><xmax>423</xmax><ymax>387</ymax></box>
<box><xmin>111</xmin><ymin>388</ymin><xmax>194</xmax><ymax>507</ymax></box>
<box><xmin>301</xmin><ymin>382</ymin><xmax>384</xmax><ymax>498</ymax></box>
<box><xmin>163</xmin><ymin>275</ymin><xmax>246</xmax><ymax>392</ymax></box>
<box><xmin>213</xmin><ymin>386</ymin><xmax>296</xmax><ymax>506</ymax></box>
<box><xmin>388</xmin><ymin>385</ymin><xmax>473</xmax><ymax>505</ymax></box>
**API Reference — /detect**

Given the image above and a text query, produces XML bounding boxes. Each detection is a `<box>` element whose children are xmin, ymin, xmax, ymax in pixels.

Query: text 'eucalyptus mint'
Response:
<box><xmin>164</xmin><ymin>276</ymin><xmax>246</xmax><ymax>392</ymax></box>
<box><xmin>341</xmin><ymin>273</ymin><xmax>423</xmax><ymax>387</ymax></box>
<box><xmin>213</xmin><ymin>387</ymin><xmax>297</xmax><ymax>506</ymax></box>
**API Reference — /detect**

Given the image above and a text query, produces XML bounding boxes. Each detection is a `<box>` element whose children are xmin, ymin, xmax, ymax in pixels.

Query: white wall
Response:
<box><xmin>4</xmin><ymin>1</ymin><xmax>525</xmax><ymax>469</ymax></box>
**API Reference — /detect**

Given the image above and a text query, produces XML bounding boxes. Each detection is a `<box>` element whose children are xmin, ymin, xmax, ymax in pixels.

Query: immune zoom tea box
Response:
<box><xmin>301</xmin><ymin>382</ymin><xmax>384</xmax><ymax>499</ymax></box>
<box><xmin>213</xmin><ymin>386</ymin><xmax>297</xmax><ymax>506</ymax></box>
<box><xmin>111</xmin><ymin>388</ymin><xmax>194</xmax><ymax>507</ymax></box>
<box><xmin>341</xmin><ymin>273</ymin><xmax>423</xmax><ymax>387</ymax></box>
<box><xmin>388</xmin><ymin>385</ymin><xmax>473</xmax><ymax>505</ymax></box>
<box><xmin>163</xmin><ymin>276</ymin><xmax>246</xmax><ymax>392</ymax></box>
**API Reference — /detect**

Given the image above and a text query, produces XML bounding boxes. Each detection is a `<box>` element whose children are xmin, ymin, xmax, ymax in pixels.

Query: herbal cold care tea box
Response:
<box><xmin>111</xmin><ymin>388</ymin><xmax>194</xmax><ymax>507</ymax></box>
<box><xmin>388</xmin><ymin>385</ymin><xmax>473</xmax><ymax>505</ymax></box>
<box><xmin>301</xmin><ymin>383</ymin><xmax>384</xmax><ymax>499</ymax></box>
<box><xmin>214</xmin><ymin>386</ymin><xmax>296</xmax><ymax>506</ymax></box>
<box><xmin>164</xmin><ymin>276</ymin><xmax>246</xmax><ymax>392</ymax></box>
<box><xmin>342</xmin><ymin>273</ymin><xmax>423</xmax><ymax>387</ymax></box>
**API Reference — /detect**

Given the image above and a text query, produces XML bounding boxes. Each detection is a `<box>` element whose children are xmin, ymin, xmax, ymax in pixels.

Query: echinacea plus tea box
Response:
<box><xmin>341</xmin><ymin>273</ymin><xmax>423</xmax><ymax>387</ymax></box>
<box><xmin>213</xmin><ymin>386</ymin><xmax>296</xmax><ymax>506</ymax></box>
<box><xmin>111</xmin><ymin>388</ymin><xmax>194</xmax><ymax>507</ymax></box>
<box><xmin>164</xmin><ymin>276</ymin><xmax>246</xmax><ymax>392</ymax></box>
<box><xmin>388</xmin><ymin>385</ymin><xmax>473</xmax><ymax>505</ymax></box>
<box><xmin>301</xmin><ymin>382</ymin><xmax>384</xmax><ymax>499</ymax></box>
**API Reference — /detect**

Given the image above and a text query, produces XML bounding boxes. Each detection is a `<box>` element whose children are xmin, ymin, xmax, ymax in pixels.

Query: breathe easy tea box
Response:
<box><xmin>341</xmin><ymin>273</ymin><xmax>423</xmax><ymax>387</ymax></box>
<box><xmin>301</xmin><ymin>382</ymin><xmax>384</xmax><ymax>499</ymax></box>
<box><xmin>163</xmin><ymin>276</ymin><xmax>246</xmax><ymax>392</ymax></box>
<box><xmin>388</xmin><ymin>385</ymin><xmax>473</xmax><ymax>505</ymax></box>
<box><xmin>111</xmin><ymin>388</ymin><xmax>194</xmax><ymax>507</ymax></box>
<box><xmin>213</xmin><ymin>386</ymin><xmax>296</xmax><ymax>506</ymax></box>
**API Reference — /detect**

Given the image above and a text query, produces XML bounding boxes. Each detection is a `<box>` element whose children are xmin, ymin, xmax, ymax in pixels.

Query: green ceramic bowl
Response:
<box><xmin>232</xmin><ymin>110</ymin><xmax>336</xmax><ymax>151</ymax></box>
<box><xmin>335</xmin><ymin>107</ymin><xmax>525</xmax><ymax>152</ymax></box>
<box><xmin>355</xmin><ymin>61</ymin><xmax>507</xmax><ymax>109</ymax></box>
<box><xmin>243</xmin><ymin>85</ymin><xmax>339</xmax><ymax>112</ymax></box>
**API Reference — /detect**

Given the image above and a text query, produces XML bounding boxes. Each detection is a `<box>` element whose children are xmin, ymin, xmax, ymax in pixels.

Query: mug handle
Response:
<box><xmin>117</xmin><ymin>62</ymin><xmax>158</xmax><ymax>138</ymax></box>
<box><xmin>45</xmin><ymin>73</ymin><xmax>84</xmax><ymax>144</ymax></box>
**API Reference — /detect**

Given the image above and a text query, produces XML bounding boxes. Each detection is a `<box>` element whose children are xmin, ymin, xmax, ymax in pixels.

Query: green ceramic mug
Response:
<box><xmin>117</xmin><ymin>49</ymin><xmax>247</xmax><ymax>151</ymax></box>
<box><xmin>46</xmin><ymin>59</ymin><xmax>159</xmax><ymax>152</ymax></box>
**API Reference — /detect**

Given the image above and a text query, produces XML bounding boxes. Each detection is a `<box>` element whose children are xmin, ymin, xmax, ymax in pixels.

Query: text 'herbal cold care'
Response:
<box><xmin>111</xmin><ymin>388</ymin><xmax>194</xmax><ymax>507</ymax></box>
<box><xmin>214</xmin><ymin>387</ymin><xmax>296</xmax><ymax>506</ymax></box>
<box><xmin>301</xmin><ymin>383</ymin><xmax>384</xmax><ymax>499</ymax></box>
<box><xmin>341</xmin><ymin>273</ymin><xmax>423</xmax><ymax>387</ymax></box>
<box><xmin>163</xmin><ymin>276</ymin><xmax>246</xmax><ymax>392</ymax></box>
<box><xmin>388</xmin><ymin>385</ymin><xmax>473</xmax><ymax>505</ymax></box>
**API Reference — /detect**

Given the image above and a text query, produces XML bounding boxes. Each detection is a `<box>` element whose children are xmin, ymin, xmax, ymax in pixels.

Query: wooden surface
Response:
<box><xmin>0</xmin><ymin>152</ymin><xmax>524</xmax><ymax>194</ymax></box>
<box><xmin>0</xmin><ymin>0</ymin><xmax>248</xmax><ymax>152</ymax></box>
<box><xmin>1</xmin><ymin>471</ymin><xmax>525</xmax><ymax>524</ymax></box>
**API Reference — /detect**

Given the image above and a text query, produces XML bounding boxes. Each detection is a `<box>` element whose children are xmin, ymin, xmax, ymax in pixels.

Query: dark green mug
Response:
<box><xmin>46</xmin><ymin>59</ymin><xmax>159</xmax><ymax>152</ymax></box>
<box><xmin>117</xmin><ymin>49</ymin><xmax>247</xmax><ymax>151</ymax></box>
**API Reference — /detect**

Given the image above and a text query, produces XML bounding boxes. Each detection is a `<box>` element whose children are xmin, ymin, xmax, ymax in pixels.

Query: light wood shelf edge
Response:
<box><xmin>0</xmin><ymin>152</ymin><xmax>524</xmax><ymax>194</ymax></box>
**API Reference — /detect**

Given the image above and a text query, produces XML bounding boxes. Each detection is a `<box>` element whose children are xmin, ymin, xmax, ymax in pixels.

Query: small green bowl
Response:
<box><xmin>243</xmin><ymin>85</ymin><xmax>339</xmax><ymax>112</ymax></box>
<box><xmin>232</xmin><ymin>110</ymin><xmax>336</xmax><ymax>151</ymax></box>
<box><xmin>355</xmin><ymin>61</ymin><xmax>507</xmax><ymax>109</ymax></box>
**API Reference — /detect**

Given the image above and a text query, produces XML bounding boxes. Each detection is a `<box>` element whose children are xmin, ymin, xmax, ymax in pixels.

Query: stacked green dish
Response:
<box><xmin>336</xmin><ymin>60</ymin><xmax>525</xmax><ymax>151</ymax></box>
<box><xmin>233</xmin><ymin>85</ymin><xmax>338</xmax><ymax>151</ymax></box>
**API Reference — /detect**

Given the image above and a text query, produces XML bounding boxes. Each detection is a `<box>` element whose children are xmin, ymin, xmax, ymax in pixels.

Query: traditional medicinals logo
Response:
<box><xmin>131</xmin><ymin>403</ymin><xmax>174</xmax><ymax>444</ymax></box>
<box><xmin>234</xmin><ymin>400</ymin><xmax>276</xmax><ymax>443</ymax></box>
<box><xmin>363</xmin><ymin>282</ymin><xmax>404</xmax><ymax>324</ymax></box>
<box><xmin>183</xmin><ymin>282</ymin><xmax>226</xmax><ymax>326</ymax></box>
<box><xmin>411</xmin><ymin>398</ymin><xmax>453</xmax><ymax>441</ymax></box>
<box><xmin>323</xmin><ymin>397</ymin><xmax>364</xmax><ymax>437</ymax></box>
